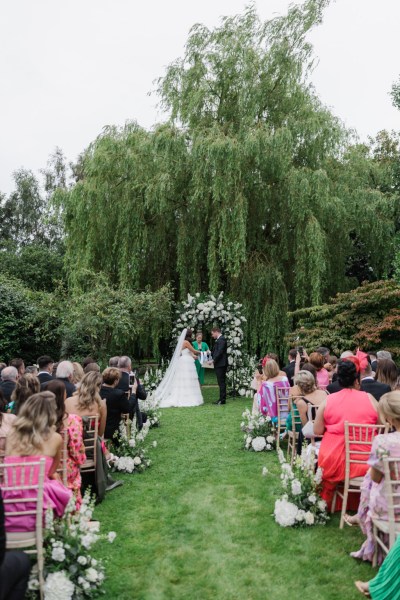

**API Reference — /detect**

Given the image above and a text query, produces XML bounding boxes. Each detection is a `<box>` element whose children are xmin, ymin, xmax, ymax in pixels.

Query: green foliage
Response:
<box><xmin>0</xmin><ymin>275</ymin><xmax>36</xmax><ymax>360</ymax></box>
<box><xmin>0</xmin><ymin>242</ymin><xmax>65</xmax><ymax>292</ymax></box>
<box><xmin>62</xmin><ymin>2</ymin><xmax>398</xmax><ymax>357</ymax></box>
<box><xmin>288</xmin><ymin>279</ymin><xmax>400</xmax><ymax>359</ymax></box>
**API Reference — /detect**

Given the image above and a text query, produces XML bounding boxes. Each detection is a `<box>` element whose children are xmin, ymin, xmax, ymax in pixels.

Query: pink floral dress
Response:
<box><xmin>350</xmin><ymin>431</ymin><xmax>400</xmax><ymax>564</ymax></box>
<box><xmin>62</xmin><ymin>414</ymin><xmax>86</xmax><ymax>510</ymax></box>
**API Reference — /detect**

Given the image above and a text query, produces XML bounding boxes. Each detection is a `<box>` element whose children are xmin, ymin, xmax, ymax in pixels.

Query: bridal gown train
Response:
<box><xmin>156</xmin><ymin>348</ymin><xmax>204</xmax><ymax>408</ymax></box>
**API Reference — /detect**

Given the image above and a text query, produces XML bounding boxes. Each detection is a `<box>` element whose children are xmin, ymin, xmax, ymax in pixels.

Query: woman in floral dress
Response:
<box><xmin>47</xmin><ymin>380</ymin><xmax>86</xmax><ymax>509</ymax></box>
<box><xmin>345</xmin><ymin>391</ymin><xmax>400</xmax><ymax>565</ymax></box>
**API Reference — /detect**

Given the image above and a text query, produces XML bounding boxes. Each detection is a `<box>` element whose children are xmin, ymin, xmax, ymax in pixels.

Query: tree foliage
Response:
<box><xmin>288</xmin><ymin>280</ymin><xmax>400</xmax><ymax>360</ymax></box>
<box><xmin>62</xmin><ymin>2</ymin><xmax>399</xmax><ymax>354</ymax></box>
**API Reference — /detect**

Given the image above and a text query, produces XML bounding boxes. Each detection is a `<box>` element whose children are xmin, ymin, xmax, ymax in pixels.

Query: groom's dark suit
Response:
<box><xmin>212</xmin><ymin>335</ymin><xmax>228</xmax><ymax>404</ymax></box>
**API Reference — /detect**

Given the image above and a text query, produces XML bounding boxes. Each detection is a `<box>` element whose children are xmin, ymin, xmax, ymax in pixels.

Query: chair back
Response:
<box><xmin>344</xmin><ymin>422</ymin><xmax>388</xmax><ymax>481</ymax></box>
<box><xmin>382</xmin><ymin>456</ymin><xmax>400</xmax><ymax>547</ymax></box>
<box><xmin>81</xmin><ymin>415</ymin><xmax>99</xmax><ymax>474</ymax></box>
<box><xmin>56</xmin><ymin>428</ymin><xmax>68</xmax><ymax>486</ymax></box>
<box><xmin>121</xmin><ymin>413</ymin><xmax>131</xmax><ymax>439</ymax></box>
<box><xmin>276</xmin><ymin>386</ymin><xmax>290</xmax><ymax>432</ymax></box>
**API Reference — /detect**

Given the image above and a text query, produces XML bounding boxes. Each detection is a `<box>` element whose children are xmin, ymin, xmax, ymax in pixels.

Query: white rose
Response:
<box><xmin>238</xmin><ymin>388</ymin><xmax>245</xmax><ymax>396</ymax></box>
<box><xmin>251</xmin><ymin>437</ymin><xmax>267</xmax><ymax>452</ymax></box>
<box><xmin>274</xmin><ymin>498</ymin><xmax>299</xmax><ymax>527</ymax></box>
<box><xmin>133</xmin><ymin>456</ymin><xmax>142</xmax><ymax>466</ymax></box>
<box><xmin>305</xmin><ymin>511</ymin><xmax>315</xmax><ymax>525</ymax></box>
<box><xmin>266</xmin><ymin>436</ymin><xmax>275</xmax><ymax>444</ymax></box>
<box><xmin>77</xmin><ymin>556</ymin><xmax>87</xmax><ymax>566</ymax></box>
<box><xmin>296</xmin><ymin>509</ymin><xmax>306</xmax><ymax>522</ymax></box>
<box><xmin>308</xmin><ymin>494</ymin><xmax>317</xmax><ymax>505</ymax></box>
<box><xmin>266</xmin><ymin>443</ymin><xmax>272</xmax><ymax>450</ymax></box>
<box><xmin>85</xmin><ymin>567</ymin><xmax>98</xmax><ymax>583</ymax></box>
<box><xmin>317</xmin><ymin>500</ymin><xmax>327</xmax><ymax>512</ymax></box>
<box><xmin>291</xmin><ymin>479</ymin><xmax>302</xmax><ymax>496</ymax></box>
<box><xmin>44</xmin><ymin>571</ymin><xmax>74</xmax><ymax>600</ymax></box>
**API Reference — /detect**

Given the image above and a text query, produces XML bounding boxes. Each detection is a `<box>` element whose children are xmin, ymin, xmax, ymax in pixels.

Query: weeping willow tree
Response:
<box><xmin>64</xmin><ymin>0</ymin><xmax>398</xmax><ymax>355</ymax></box>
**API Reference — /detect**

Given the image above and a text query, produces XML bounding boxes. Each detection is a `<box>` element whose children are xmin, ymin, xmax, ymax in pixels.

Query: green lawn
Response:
<box><xmin>93</xmin><ymin>374</ymin><xmax>376</xmax><ymax>600</ymax></box>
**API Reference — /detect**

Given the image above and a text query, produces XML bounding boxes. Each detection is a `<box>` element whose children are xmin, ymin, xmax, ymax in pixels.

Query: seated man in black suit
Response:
<box><xmin>283</xmin><ymin>349</ymin><xmax>297</xmax><ymax>387</ymax></box>
<box><xmin>361</xmin><ymin>360</ymin><xmax>391</xmax><ymax>401</ymax></box>
<box><xmin>116</xmin><ymin>356</ymin><xmax>145</xmax><ymax>429</ymax></box>
<box><xmin>37</xmin><ymin>355</ymin><xmax>54</xmax><ymax>385</ymax></box>
<box><xmin>0</xmin><ymin>366</ymin><xmax>18</xmax><ymax>402</ymax></box>
<box><xmin>100</xmin><ymin>367</ymin><xmax>132</xmax><ymax>441</ymax></box>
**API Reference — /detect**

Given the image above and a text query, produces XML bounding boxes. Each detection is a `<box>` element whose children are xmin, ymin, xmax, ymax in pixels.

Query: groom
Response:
<box><xmin>211</xmin><ymin>327</ymin><xmax>228</xmax><ymax>405</ymax></box>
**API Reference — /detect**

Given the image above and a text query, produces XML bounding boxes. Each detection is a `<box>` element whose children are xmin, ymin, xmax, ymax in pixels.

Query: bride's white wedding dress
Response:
<box><xmin>155</xmin><ymin>330</ymin><xmax>204</xmax><ymax>408</ymax></box>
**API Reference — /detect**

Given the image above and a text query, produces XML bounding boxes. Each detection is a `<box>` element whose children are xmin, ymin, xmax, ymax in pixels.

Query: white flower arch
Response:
<box><xmin>172</xmin><ymin>292</ymin><xmax>246</xmax><ymax>367</ymax></box>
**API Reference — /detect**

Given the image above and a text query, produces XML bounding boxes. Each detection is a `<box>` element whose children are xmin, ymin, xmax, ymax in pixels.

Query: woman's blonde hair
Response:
<box><xmin>72</xmin><ymin>362</ymin><xmax>84</xmax><ymax>384</ymax></box>
<box><xmin>75</xmin><ymin>371</ymin><xmax>102</xmax><ymax>411</ymax></box>
<box><xmin>7</xmin><ymin>392</ymin><xmax>57</xmax><ymax>455</ymax></box>
<box><xmin>293</xmin><ymin>370</ymin><xmax>316</xmax><ymax>395</ymax></box>
<box><xmin>11</xmin><ymin>374</ymin><xmax>40</xmax><ymax>414</ymax></box>
<box><xmin>379</xmin><ymin>391</ymin><xmax>400</xmax><ymax>425</ymax></box>
<box><xmin>263</xmin><ymin>359</ymin><xmax>279</xmax><ymax>379</ymax></box>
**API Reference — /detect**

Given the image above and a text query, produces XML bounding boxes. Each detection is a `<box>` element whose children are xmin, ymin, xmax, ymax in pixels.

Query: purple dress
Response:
<box><xmin>258</xmin><ymin>378</ymin><xmax>290</xmax><ymax>420</ymax></box>
<box><xmin>2</xmin><ymin>455</ymin><xmax>72</xmax><ymax>532</ymax></box>
<box><xmin>350</xmin><ymin>431</ymin><xmax>400</xmax><ymax>564</ymax></box>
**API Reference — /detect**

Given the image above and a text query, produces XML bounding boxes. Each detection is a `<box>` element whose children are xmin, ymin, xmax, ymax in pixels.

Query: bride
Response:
<box><xmin>155</xmin><ymin>328</ymin><xmax>204</xmax><ymax>408</ymax></box>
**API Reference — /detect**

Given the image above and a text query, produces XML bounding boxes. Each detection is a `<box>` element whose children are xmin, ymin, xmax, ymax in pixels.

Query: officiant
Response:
<box><xmin>193</xmin><ymin>332</ymin><xmax>209</xmax><ymax>385</ymax></box>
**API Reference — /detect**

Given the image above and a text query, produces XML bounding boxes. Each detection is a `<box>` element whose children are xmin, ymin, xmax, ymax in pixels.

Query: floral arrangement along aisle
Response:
<box><xmin>143</xmin><ymin>361</ymin><xmax>167</xmax><ymax>393</ymax></box>
<box><xmin>109</xmin><ymin>421</ymin><xmax>154</xmax><ymax>473</ymax></box>
<box><xmin>227</xmin><ymin>354</ymin><xmax>258</xmax><ymax>397</ymax></box>
<box><xmin>28</xmin><ymin>491</ymin><xmax>116</xmax><ymax>599</ymax></box>
<box><xmin>139</xmin><ymin>395</ymin><xmax>162</xmax><ymax>428</ymax></box>
<box><xmin>241</xmin><ymin>408</ymin><xmax>276</xmax><ymax>452</ymax></box>
<box><xmin>273</xmin><ymin>447</ymin><xmax>328</xmax><ymax>527</ymax></box>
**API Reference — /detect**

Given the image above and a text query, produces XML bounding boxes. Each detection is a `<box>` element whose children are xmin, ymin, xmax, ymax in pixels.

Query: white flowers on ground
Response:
<box><xmin>274</xmin><ymin>498</ymin><xmax>299</xmax><ymax>527</ymax></box>
<box><xmin>305</xmin><ymin>511</ymin><xmax>315</xmax><ymax>525</ymax></box>
<box><xmin>44</xmin><ymin>571</ymin><xmax>75</xmax><ymax>600</ymax></box>
<box><xmin>152</xmin><ymin>440</ymin><xmax>158</xmax><ymax>448</ymax></box>
<box><xmin>291</xmin><ymin>479</ymin><xmax>302</xmax><ymax>496</ymax></box>
<box><xmin>85</xmin><ymin>567</ymin><xmax>99</xmax><ymax>583</ymax></box>
<box><xmin>134</xmin><ymin>456</ymin><xmax>142</xmax><ymax>466</ymax></box>
<box><xmin>77</xmin><ymin>555</ymin><xmax>87</xmax><ymax>566</ymax></box>
<box><xmin>115</xmin><ymin>456</ymin><xmax>135</xmax><ymax>473</ymax></box>
<box><xmin>251</xmin><ymin>436</ymin><xmax>266</xmax><ymax>452</ymax></box>
<box><xmin>51</xmin><ymin>543</ymin><xmax>66</xmax><ymax>562</ymax></box>
<box><xmin>107</xmin><ymin>531</ymin><xmax>117</xmax><ymax>543</ymax></box>
<box><xmin>262</xmin><ymin>467</ymin><xmax>268</xmax><ymax>476</ymax></box>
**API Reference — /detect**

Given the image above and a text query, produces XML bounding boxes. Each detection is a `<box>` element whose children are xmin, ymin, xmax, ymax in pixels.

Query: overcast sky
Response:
<box><xmin>1</xmin><ymin>0</ymin><xmax>399</xmax><ymax>194</ymax></box>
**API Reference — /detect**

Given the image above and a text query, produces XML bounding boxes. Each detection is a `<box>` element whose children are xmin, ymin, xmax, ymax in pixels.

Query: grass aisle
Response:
<box><xmin>94</xmin><ymin>380</ymin><xmax>376</xmax><ymax>600</ymax></box>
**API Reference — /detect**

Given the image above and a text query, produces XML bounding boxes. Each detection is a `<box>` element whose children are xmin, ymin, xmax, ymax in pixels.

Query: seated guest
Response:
<box><xmin>0</xmin><ymin>363</ymin><xmax>6</xmax><ymax>380</ymax></box>
<box><xmin>72</xmin><ymin>362</ymin><xmax>84</xmax><ymax>385</ymax></box>
<box><xmin>258</xmin><ymin>359</ymin><xmax>289</xmax><ymax>420</ymax></box>
<box><xmin>25</xmin><ymin>366</ymin><xmax>38</xmax><ymax>376</ymax></box>
<box><xmin>109</xmin><ymin>356</ymin><xmax>120</xmax><ymax>368</ymax></box>
<box><xmin>65</xmin><ymin>372</ymin><xmax>106</xmax><ymax>437</ymax></box>
<box><xmin>84</xmin><ymin>363</ymin><xmax>101</xmax><ymax>374</ymax></box>
<box><xmin>293</xmin><ymin>370</ymin><xmax>327</xmax><ymax>427</ymax></box>
<box><xmin>361</xmin><ymin>360</ymin><xmax>391</xmax><ymax>401</ymax></box>
<box><xmin>316</xmin><ymin>346</ymin><xmax>331</xmax><ymax>364</ymax></box>
<box><xmin>100</xmin><ymin>368</ymin><xmax>132</xmax><ymax>442</ymax></box>
<box><xmin>10</xmin><ymin>374</ymin><xmax>40</xmax><ymax>415</ymax></box>
<box><xmin>0</xmin><ymin>367</ymin><xmax>18</xmax><ymax>402</ymax></box>
<box><xmin>345</xmin><ymin>391</ymin><xmax>400</xmax><ymax>565</ymax></box>
<box><xmin>0</xmin><ymin>489</ymin><xmax>31</xmax><ymax>600</ymax></box>
<box><xmin>47</xmin><ymin>380</ymin><xmax>86</xmax><ymax>510</ymax></box>
<box><xmin>283</xmin><ymin>349</ymin><xmax>297</xmax><ymax>387</ymax></box>
<box><xmin>37</xmin><ymin>355</ymin><xmax>54</xmax><ymax>385</ymax></box>
<box><xmin>308</xmin><ymin>352</ymin><xmax>330</xmax><ymax>388</ymax></box>
<box><xmin>82</xmin><ymin>356</ymin><xmax>96</xmax><ymax>370</ymax></box>
<box><xmin>264</xmin><ymin>353</ymin><xmax>286</xmax><ymax>377</ymax></box>
<box><xmin>8</xmin><ymin>359</ymin><xmax>25</xmax><ymax>377</ymax></box>
<box><xmin>117</xmin><ymin>356</ymin><xmax>143</xmax><ymax>429</ymax></box>
<box><xmin>43</xmin><ymin>361</ymin><xmax>76</xmax><ymax>398</ymax></box>
<box><xmin>0</xmin><ymin>390</ymin><xmax>16</xmax><ymax>455</ymax></box>
<box><xmin>376</xmin><ymin>359</ymin><xmax>398</xmax><ymax>391</ymax></box>
<box><xmin>355</xmin><ymin>533</ymin><xmax>400</xmax><ymax>598</ymax></box>
<box><xmin>4</xmin><ymin>392</ymin><xmax>72</xmax><ymax>530</ymax></box>
<box><xmin>314</xmin><ymin>359</ymin><xmax>380</xmax><ymax>510</ymax></box>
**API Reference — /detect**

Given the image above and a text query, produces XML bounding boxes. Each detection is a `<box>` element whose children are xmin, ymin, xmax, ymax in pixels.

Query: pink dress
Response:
<box><xmin>258</xmin><ymin>378</ymin><xmax>290</xmax><ymax>420</ymax></box>
<box><xmin>318</xmin><ymin>389</ymin><xmax>378</xmax><ymax>510</ymax></box>
<box><xmin>2</xmin><ymin>455</ymin><xmax>72</xmax><ymax>532</ymax></box>
<box><xmin>350</xmin><ymin>431</ymin><xmax>400</xmax><ymax>565</ymax></box>
<box><xmin>316</xmin><ymin>368</ymin><xmax>329</xmax><ymax>388</ymax></box>
<box><xmin>62</xmin><ymin>414</ymin><xmax>86</xmax><ymax>509</ymax></box>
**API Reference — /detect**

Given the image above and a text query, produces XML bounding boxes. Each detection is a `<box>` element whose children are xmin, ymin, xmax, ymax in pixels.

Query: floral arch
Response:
<box><xmin>172</xmin><ymin>292</ymin><xmax>246</xmax><ymax>368</ymax></box>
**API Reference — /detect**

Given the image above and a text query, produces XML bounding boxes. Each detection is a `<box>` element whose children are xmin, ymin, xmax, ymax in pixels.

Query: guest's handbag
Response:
<box><xmin>302</xmin><ymin>420</ymin><xmax>315</xmax><ymax>439</ymax></box>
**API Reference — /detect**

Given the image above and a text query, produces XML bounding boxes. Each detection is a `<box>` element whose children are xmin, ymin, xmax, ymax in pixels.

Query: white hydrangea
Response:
<box><xmin>317</xmin><ymin>499</ymin><xmax>327</xmax><ymax>512</ymax></box>
<box><xmin>251</xmin><ymin>436</ymin><xmax>267</xmax><ymax>452</ymax></box>
<box><xmin>51</xmin><ymin>546</ymin><xmax>66</xmax><ymax>562</ymax></box>
<box><xmin>81</xmin><ymin>532</ymin><xmax>99</xmax><ymax>549</ymax></box>
<box><xmin>128</xmin><ymin>438</ymin><xmax>136</xmax><ymax>448</ymax></box>
<box><xmin>266</xmin><ymin>436</ymin><xmax>275</xmax><ymax>444</ymax></box>
<box><xmin>274</xmin><ymin>498</ymin><xmax>299</xmax><ymax>527</ymax></box>
<box><xmin>44</xmin><ymin>571</ymin><xmax>75</xmax><ymax>600</ymax></box>
<box><xmin>296</xmin><ymin>509</ymin><xmax>306</xmax><ymax>522</ymax></box>
<box><xmin>133</xmin><ymin>456</ymin><xmax>142</xmax><ymax>466</ymax></box>
<box><xmin>85</xmin><ymin>567</ymin><xmax>99</xmax><ymax>583</ymax></box>
<box><xmin>308</xmin><ymin>494</ymin><xmax>317</xmax><ymax>505</ymax></box>
<box><xmin>77</xmin><ymin>556</ymin><xmax>87</xmax><ymax>566</ymax></box>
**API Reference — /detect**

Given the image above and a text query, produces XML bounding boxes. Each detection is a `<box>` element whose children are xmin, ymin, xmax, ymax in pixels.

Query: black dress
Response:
<box><xmin>100</xmin><ymin>386</ymin><xmax>130</xmax><ymax>441</ymax></box>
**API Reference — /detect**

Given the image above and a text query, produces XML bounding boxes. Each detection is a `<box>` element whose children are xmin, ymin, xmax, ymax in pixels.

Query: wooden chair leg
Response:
<box><xmin>339</xmin><ymin>486</ymin><xmax>349</xmax><ymax>529</ymax></box>
<box><xmin>372</xmin><ymin>524</ymin><xmax>378</xmax><ymax>567</ymax></box>
<box><xmin>331</xmin><ymin>489</ymin><xmax>337</xmax><ymax>514</ymax></box>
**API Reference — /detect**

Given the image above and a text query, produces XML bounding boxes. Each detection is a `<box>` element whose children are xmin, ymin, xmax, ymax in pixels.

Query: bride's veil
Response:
<box><xmin>155</xmin><ymin>328</ymin><xmax>187</xmax><ymax>404</ymax></box>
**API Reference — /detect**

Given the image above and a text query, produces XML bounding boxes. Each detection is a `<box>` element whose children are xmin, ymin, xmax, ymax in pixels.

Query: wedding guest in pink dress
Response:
<box><xmin>258</xmin><ymin>359</ymin><xmax>290</xmax><ymax>421</ymax></box>
<box><xmin>46</xmin><ymin>380</ymin><xmax>86</xmax><ymax>510</ymax></box>
<box><xmin>308</xmin><ymin>352</ymin><xmax>330</xmax><ymax>388</ymax></box>
<box><xmin>344</xmin><ymin>391</ymin><xmax>400</xmax><ymax>565</ymax></box>
<box><xmin>3</xmin><ymin>392</ymin><xmax>72</xmax><ymax>532</ymax></box>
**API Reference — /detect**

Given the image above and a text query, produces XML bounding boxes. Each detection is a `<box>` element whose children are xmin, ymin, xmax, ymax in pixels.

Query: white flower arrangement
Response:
<box><xmin>273</xmin><ymin>446</ymin><xmax>328</xmax><ymax>527</ymax></box>
<box><xmin>29</xmin><ymin>491</ymin><xmax>116</xmax><ymax>598</ymax></box>
<box><xmin>109</xmin><ymin>421</ymin><xmax>153</xmax><ymax>473</ymax></box>
<box><xmin>139</xmin><ymin>393</ymin><xmax>162</xmax><ymax>429</ymax></box>
<box><xmin>241</xmin><ymin>408</ymin><xmax>276</xmax><ymax>451</ymax></box>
